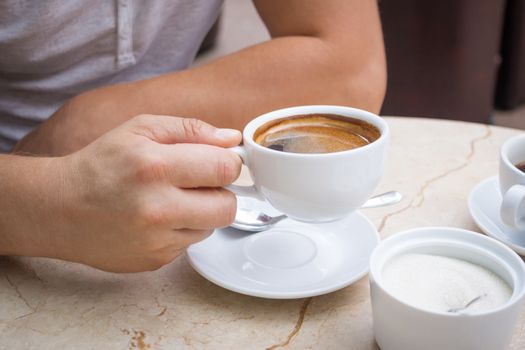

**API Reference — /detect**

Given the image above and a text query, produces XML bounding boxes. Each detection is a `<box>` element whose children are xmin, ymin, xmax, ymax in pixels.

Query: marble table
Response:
<box><xmin>1</xmin><ymin>117</ymin><xmax>524</xmax><ymax>349</ymax></box>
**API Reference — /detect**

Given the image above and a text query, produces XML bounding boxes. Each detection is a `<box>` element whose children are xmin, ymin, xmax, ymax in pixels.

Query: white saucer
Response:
<box><xmin>468</xmin><ymin>176</ymin><xmax>525</xmax><ymax>255</ymax></box>
<box><xmin>186</xmin><ymin>199</ymin><xmax>380</xmax><ymax>299</ymax></box>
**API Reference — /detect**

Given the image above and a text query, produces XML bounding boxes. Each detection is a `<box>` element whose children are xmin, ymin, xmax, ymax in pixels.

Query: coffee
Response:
<box><xmin>515</xmin><ymin>161</ymin><xmax>525</xmax><ymax>173</ymax></box>
<box><xmin>253</xmin><ymin>114</ymin><xmax>380</xmax><ymax>154</ymax></box>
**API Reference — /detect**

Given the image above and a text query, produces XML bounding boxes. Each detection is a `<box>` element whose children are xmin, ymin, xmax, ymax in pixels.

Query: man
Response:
<box><xmin>0</xmin><ymin>0</ymin><xmax>386</xmax><ymax>272</ymax></box>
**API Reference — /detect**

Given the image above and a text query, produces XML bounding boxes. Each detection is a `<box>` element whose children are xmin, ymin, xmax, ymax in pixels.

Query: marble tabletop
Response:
<box><xmin>1</xmin><ymin>117</ymin><xmax>524</xmax><ymax>349</ymax></box>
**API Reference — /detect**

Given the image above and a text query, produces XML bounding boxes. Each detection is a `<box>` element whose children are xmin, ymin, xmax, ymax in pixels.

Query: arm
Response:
<box><xmin>14</xmin><ymin>0</ymin><xmax>385</xmax><ymax>156</ymax></box>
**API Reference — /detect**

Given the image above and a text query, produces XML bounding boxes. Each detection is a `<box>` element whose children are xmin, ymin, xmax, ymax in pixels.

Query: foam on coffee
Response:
<box><xmin>254</xmin><ymin>114</ymin><xmax>380</xmax><ymax>154</ymax></box>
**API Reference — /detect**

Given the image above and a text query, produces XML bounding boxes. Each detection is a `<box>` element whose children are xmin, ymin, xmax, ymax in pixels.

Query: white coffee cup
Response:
<box><xmin>227</xmin><ymin>105</ymin><xmax>389</xmax><ymax>222</ymax></box>
<box><xmin>500</xmin><ymin>134</ymin><xmax>525</xmax><ymax>230</ymax></box>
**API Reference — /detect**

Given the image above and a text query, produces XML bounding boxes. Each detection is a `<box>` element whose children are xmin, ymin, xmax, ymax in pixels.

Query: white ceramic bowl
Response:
<box><xmin>369</xmin><ymin>227</ymin><xmax>525</xmax><ymax>350</ymax></box>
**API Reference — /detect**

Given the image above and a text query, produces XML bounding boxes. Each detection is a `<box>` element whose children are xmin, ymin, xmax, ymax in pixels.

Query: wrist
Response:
<box><xmin>0</xmin><ymin>155</ymin><xmax>73</xmax><ymax>258</ymax></box>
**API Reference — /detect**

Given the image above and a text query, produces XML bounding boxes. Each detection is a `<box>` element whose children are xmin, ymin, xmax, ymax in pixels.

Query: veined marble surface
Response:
<box><xmin>1</xmin><ymin>117</ymin><xmax>524</xmax><ymax>349</ymax></box>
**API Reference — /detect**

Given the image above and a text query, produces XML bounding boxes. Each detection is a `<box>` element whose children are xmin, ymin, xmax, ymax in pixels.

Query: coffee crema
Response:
<box><xmin>515</xmin><ymin>161</ymin><xmax>525</xmax><ymax>173</ymax></box>
<box><xmin>253</xmin><ymin>114</ymin><xmax>380</xmax><ymax>154</ymax></box>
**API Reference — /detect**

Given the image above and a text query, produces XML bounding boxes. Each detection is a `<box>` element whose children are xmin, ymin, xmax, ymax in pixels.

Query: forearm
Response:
<box><xmin>32</xmin><ymin>36</ymin><xmax>385</xmax><ymax>155</ymax></box>
<box><xmin>145</xmin><ymin>35</ymin><xmax>386</xmax><ymax>124</ymax></box>
<box><xmin>0</xmin><ymin>155</ymin><xmax>66</xmax><ymax>257</ymax></box>
<box><xmin>92</xmin><ymin>35</ymin><xmax>384</xmax><ymax>120</ymax></box>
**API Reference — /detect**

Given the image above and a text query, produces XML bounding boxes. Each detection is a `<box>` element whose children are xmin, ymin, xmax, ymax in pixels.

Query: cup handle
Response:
<box><xmin>225</xmin><ymin>146</ymin><xmax>265</xmax><ymax>201</ymax></box>
<box><xmin>501</xmin><ymin>184</ymin><xmax>525</xmax><ymax>229</ymax></box>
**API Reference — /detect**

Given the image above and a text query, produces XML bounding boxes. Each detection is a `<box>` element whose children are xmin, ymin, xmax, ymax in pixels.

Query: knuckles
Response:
<box><xmin>181</xmin><ymin>118</ymin><xmax>204</xmax><ymax>139</ymax></box>
<box><xmin>136</xmin><ymin>201</ymin><xmax>173</xmax><ymax>227</ymax></box>
<box><xmin>131</xmin><ymin>152</ymin><xmax>169</xmax><ymax>184</ymax></box>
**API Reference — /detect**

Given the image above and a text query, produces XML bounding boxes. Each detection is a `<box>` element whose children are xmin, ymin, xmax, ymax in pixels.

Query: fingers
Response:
<box><xmin>121</xmin><ymin>114</ymin><xmax>244</xmax><ymax>188</ymax></box>
<box><xmin>158</xmin><ymin>143</ymin><xmax>242</xmax><ymax>188</ymax></box>
<box><xmin>131</xmin><ymin>143</ymin><xmax>242</xmax><ymax>188</ymax></box>
<box><xmin>127</xmin><ymin>114</ymin><xmax>242</xmax><ymax>147</ymax></box>
<box><xmin>153</xmin><ymin>187</ymin><xmax>237</xmax><ymax>230</ymax></box>
<box><xmin>175</xmin><ymin>187</ymin><xmax>237</xmax><ymax>230</ymax></box>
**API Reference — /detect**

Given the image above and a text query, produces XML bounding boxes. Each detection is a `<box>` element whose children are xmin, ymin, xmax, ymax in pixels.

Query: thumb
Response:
<box><xmin>128</xmin><ymin>114</ymin><xmax>242</xmax><ymax>147</ymax></box>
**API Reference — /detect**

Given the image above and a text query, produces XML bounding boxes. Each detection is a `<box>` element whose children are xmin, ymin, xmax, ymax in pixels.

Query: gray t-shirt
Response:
<box><xmin>0</xmin><ymin>0</ymin><xmax>222</xmax><ymax>152</ymax></box>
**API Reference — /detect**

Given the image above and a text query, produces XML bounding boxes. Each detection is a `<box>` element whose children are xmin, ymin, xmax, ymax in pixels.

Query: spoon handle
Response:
<box><xmin>361</xmin><ymin>191</ymin><xmax>402</xmax><ymax>209</ymax></box>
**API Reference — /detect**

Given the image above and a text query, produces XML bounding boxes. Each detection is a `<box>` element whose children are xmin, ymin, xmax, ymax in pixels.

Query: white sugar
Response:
<box><xmin>382</xmin><ymin>253</ymin><xmax>512</xmax><ymax>313</ymax></box>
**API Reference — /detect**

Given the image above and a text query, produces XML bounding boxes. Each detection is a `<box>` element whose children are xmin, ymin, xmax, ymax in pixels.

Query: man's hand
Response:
<box><xmin>1</xmin><ymin>115</ymin><xmax>242</xmax><ymax>272</ymax></box>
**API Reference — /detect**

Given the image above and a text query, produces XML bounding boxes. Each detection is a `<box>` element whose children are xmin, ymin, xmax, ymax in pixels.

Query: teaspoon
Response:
<box><xmin>447</xmin><ymin>294</ymin><xmax>486</xmax><ymax>313</ymax></box>
<box><xmin>231</xmin><ymin>191</ymin><xmax>402</xmax><ymax>232</ymax></box>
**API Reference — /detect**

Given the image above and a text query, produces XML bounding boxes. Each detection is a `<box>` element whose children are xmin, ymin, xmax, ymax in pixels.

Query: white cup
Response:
<box><xmin>369</xmin><ymin>227</ymin><xmax>525</xmax><ymax>350</ymax></box>
<box><xmin>227</xmin><ymin>105</ymin><xmax>389</xmax><ymax>222</ymax></box>
<box><xmin>500</xmin><ymin>134</ymin><xmax>525</xmax><ymax>230</ymax></box>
